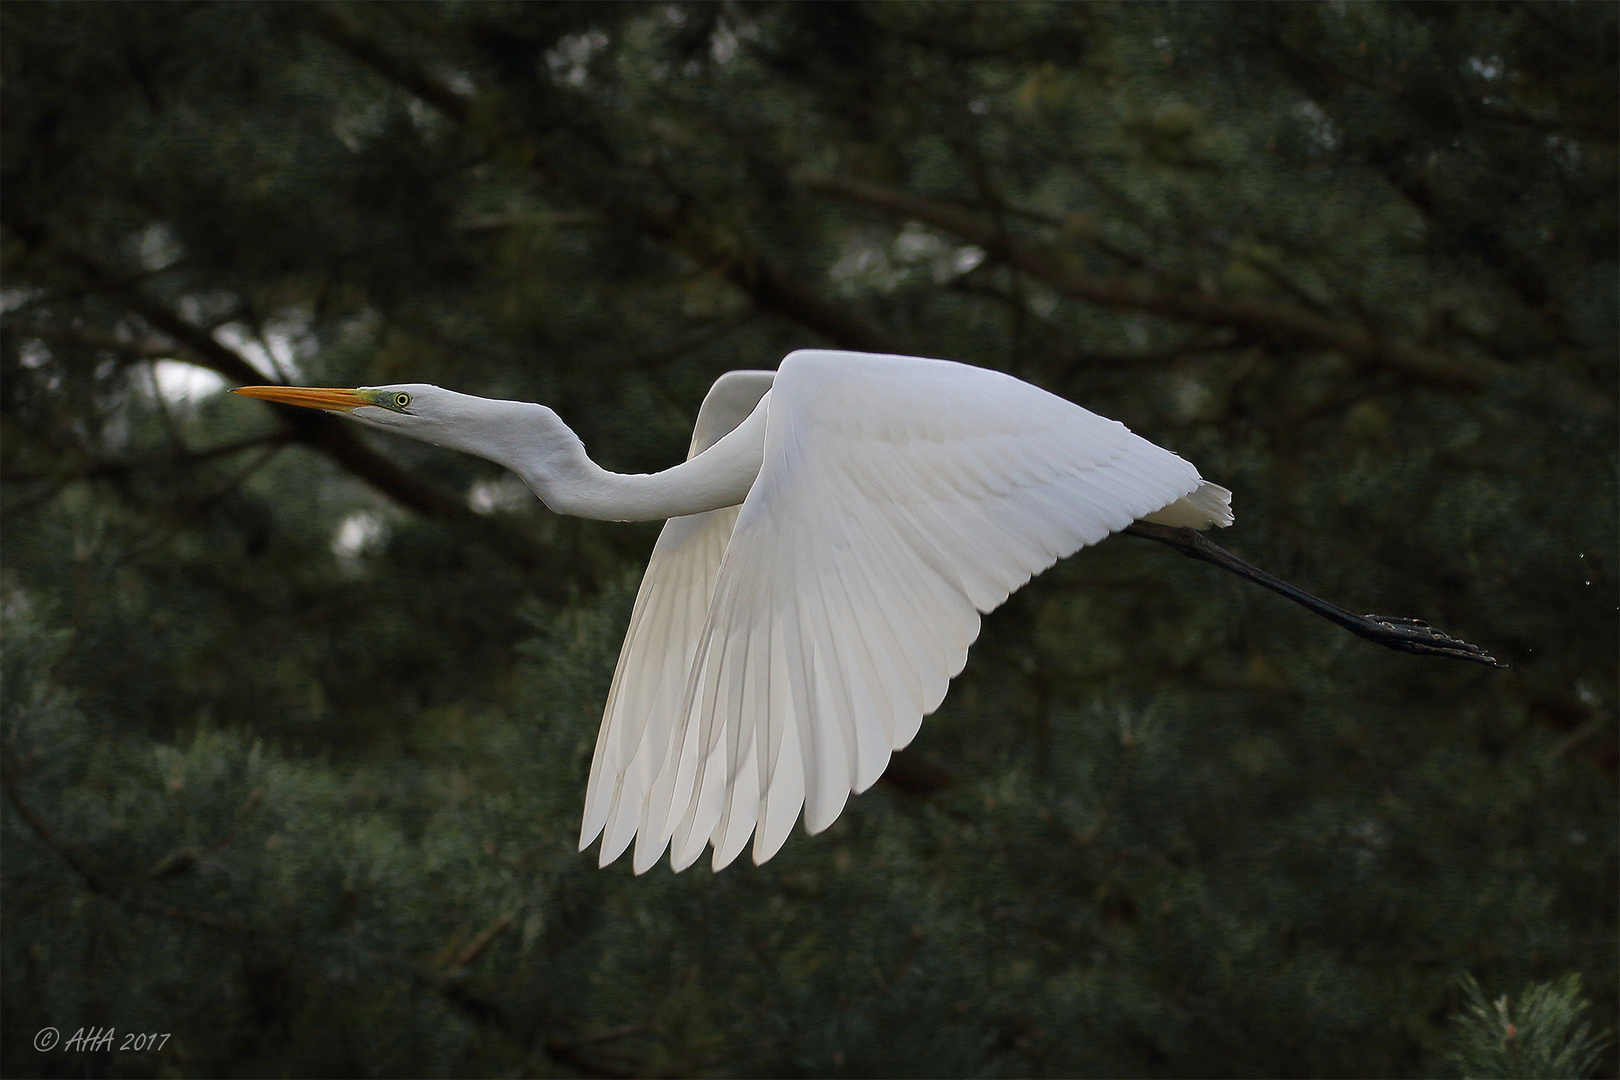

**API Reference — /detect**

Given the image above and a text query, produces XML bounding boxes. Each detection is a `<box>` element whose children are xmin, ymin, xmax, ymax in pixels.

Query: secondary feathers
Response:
<box><xmin>579</xmin><ymin>350</ymin><xmax>1230</xmax><ymax>872</ymax></box>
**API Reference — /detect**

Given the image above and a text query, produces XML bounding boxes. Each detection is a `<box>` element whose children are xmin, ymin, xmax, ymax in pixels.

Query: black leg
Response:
<box><xmin>1121</xmin><ymin>521</ymin><xmax>1503</xmax><ymax>668</ymax></box>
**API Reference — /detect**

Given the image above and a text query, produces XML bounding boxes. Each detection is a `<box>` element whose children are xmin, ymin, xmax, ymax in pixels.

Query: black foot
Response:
<box><xmin>1364</xmin><ymin>615</ymin><xmax>1503</xmax><ymax>667</ymax></box>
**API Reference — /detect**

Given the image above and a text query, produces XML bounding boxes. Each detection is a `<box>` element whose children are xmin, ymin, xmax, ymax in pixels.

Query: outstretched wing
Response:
<box><xmin>579</xmin><ymin>371</ymin><xmax>775</xmax><ymax>866</ymax></box>
<box><xmin>633</xmin><ymin>350</ymin><xmax>1230</xmax><ymax>873</ymax></box>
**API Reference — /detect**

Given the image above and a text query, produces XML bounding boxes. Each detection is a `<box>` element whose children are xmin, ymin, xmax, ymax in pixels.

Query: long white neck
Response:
<box><xmin>405</xmin><ymin>392</ymin><xmax>767</xmax><ymax>522</ymax></box>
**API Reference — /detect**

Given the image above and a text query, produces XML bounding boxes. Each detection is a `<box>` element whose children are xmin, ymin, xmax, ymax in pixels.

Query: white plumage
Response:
<box><xmin>233</xmin><ymin>350</ymin><xmax>1233</xmax><ymax>873</ymax></box>
<box><xmin>578</xmin><ymin>351</ymin><xmax>1229</xmax><ymax>872</ymax></box>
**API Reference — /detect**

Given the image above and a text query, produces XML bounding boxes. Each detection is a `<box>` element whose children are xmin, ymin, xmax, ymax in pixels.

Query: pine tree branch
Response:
<box><xmin>635</xmin><ymin>208</ymin><xmax>905</xmax><ymax>355</ymax></box>
<box><xmin>1255</xmin><ymin>12</ymin><xmax>1587</xmax><ymax>315</ymax></box>
<box><xmin>304</xmin><ymin>5</ymin><xmax>472</xmax><ymax>124</ymax></box>
<box><xmin>1</xmin><ymin>759</ymin><xmax>117</xmax><ymax>898</ymax></box>
<box><xmin>116</xmin><ymin>439</ymin><xmax>288</xmax><ymax>566</ymax></box>
<box><xmin>404</xmin><ymin>956</ymin><xmax>652</xmax><ymax>1077</ymax></box>
<box><xmin>543</xmin><ymin>1029</ymin><xmax>646</xmax><ymax>1080</ymax></box>
<box><xmin>49</xmin><ymin>261</ymin><xmax>559</xmax><ymax>575</ymax></box>
<box><xmin>1449</xmin><ymin>973</ymin><xmax>1610</xmax><ymax>1080</ymax></box>
<box><xmin>1</xmin><ymin>434</ymin><xmax>293</xmax><ymax>524</ymax></box>
<box><xmin>946</xmin><ymin>277</ymin><xmax>1239</xmax><ymax>379</ymax></box>
<box><xmin>408</xmin><ymin>966</ymin><xmax>525</xmax><ymax>1038</ymax></box>
<box><xmin>202</xmin><ymin>786</ymin><xmax>265</xmax><ymax>856</ymax></box>
<box><xmin>300</xmin><ymin>10</ymin><xmax>907</xmax><ymax>357</ymax></box>
<box><xmin>796</xmin><ymin>171</ymin><xmax>1505</xmax><ymax>388</ymax></box>
<box><xmin>61</xmin><ymin>266</ymin><xmax>415</xmax><ymax>501</ymax></box>
<box><xmin>448</xmin><ymin>909</ymin><xmax>516</xmax><ymax>971</ymax></box>
<box><xmin>115</xmin><ymin>288</ymin><xmax>461</xmax><ymax>515</ymax></box>
<box><xmin>1</xmin><ymin>433</ymin><xmax>291</xmax><ymax>486</ymax></box>
<box><xmin>1</xmin><ymin>759</ymin><xmax>244</xmax><ymax>933</ymax></box>
<box><xmin>25</xmin><ymin>324</ymin><xmax>177</xmax><ymax>362</ymax></box>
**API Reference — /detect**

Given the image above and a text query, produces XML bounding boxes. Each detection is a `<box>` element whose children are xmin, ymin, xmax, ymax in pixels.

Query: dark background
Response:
<box><xmin>3</xmin><ymin>3</ymin><xmax>1615</xmax><ymax>1076</ymax></box>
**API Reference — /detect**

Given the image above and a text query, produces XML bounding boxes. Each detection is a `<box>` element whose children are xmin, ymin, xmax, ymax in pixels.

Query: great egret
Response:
<box><xmin>235</xmin><ymin>349</ymin><xmax>1497</xmax><ymax>873</ymax></box>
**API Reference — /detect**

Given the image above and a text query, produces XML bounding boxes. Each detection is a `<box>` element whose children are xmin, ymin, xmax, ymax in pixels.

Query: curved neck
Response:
<box><xmin>449</xmin><ymin>396</ymin><xmax>767</xmax><ymax>522</ymax></box>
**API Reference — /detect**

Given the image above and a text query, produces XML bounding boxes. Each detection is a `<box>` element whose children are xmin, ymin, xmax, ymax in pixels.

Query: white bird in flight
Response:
<box><xmin>235</xmin><ymin>349</ymin><xmax>1497</xmax><ymax>874</ymax></box>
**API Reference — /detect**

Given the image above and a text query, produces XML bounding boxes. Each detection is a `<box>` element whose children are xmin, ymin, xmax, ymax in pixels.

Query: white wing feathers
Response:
<box><xmin>579</xmin><ymin>372</ymin><xmax>773</xmax><ymax>867</ymax></box>
<box><xmin>582</xmin><ymin>350</ymin><xmax>1230</xmax><ymax>874</ymax></box>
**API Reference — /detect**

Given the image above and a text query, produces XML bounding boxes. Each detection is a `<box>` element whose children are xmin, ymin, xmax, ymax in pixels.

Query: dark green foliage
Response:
<box><xmin>1448</xmin><ymin>974</ymin><xmax>1609</xmax><ymax>1080</ymax></box>
<box><xmin>2</xmin><ymin>2</ymin><xmax>1615</xmax><ymax>1076</ymax></box>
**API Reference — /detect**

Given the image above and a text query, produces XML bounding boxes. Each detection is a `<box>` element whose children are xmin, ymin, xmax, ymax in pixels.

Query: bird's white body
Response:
<box><xmin>264</xmin><ymin>350</ymin><xmax>1232</xmax><ymax>872</ymax></box>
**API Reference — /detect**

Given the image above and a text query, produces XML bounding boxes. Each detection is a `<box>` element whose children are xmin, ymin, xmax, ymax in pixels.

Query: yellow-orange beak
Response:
<box><xmin>232</xmin><ymin>385</ymin><xmax>369</xmax><ymax>412</ymax></box>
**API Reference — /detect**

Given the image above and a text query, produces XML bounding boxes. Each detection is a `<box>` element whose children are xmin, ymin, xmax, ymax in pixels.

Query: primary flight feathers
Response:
<box><xmin>575</xmin><ymin>352</ymin><xmax>1229</xmax><ymax>872</ymax></box>
<box><xmin>236</xmin><ymin>351</ymin><xmax>1232</xmax><ymax>872</ymax></box>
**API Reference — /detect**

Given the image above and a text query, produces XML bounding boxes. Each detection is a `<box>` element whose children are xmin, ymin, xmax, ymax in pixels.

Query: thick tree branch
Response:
<box><xmin>635</xmin><ymin>208</ymin><xmax>905</xmax><ymax>355</ymax></box>
<box><xmin>81</xmin><ymin>280</ymin><xmax>555</xmax><ymax>573</ymax></box>
<box><xmin>723</xmin><ymin>250</ymin><xmax>903</xmax><ymax>355</ymax></box>
<box><xmin>304</xmin><ymin>6</ymin><xmax>472</xmax><ymax>123</ymax></box>
<box><xmin>797</xmin><ymin>171</ymin><xmax>1505</xmax><ymax>388</ymax></box>
<box><xmin>118</xmin><ymin>293</ymin><xmax>467</xmax><ymax>515</ymax></box>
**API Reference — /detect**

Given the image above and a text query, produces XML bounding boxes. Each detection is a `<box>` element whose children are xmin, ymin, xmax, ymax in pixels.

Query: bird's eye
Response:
<box><xmin>394</xmin><ymin>393</ymin><xmax>411</xmax><ymax>409</ymax></box>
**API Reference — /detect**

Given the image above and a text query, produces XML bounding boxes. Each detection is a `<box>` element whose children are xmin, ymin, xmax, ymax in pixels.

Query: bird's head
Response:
<box><xmin>232</xmin><ymin>382</ymin><xmax>451</xmax><ymax>435</ymax></box>
<box><xmin>232</xmin><ymin>382</ymin><xmax>585</xmax><ymax>489</ymax></box>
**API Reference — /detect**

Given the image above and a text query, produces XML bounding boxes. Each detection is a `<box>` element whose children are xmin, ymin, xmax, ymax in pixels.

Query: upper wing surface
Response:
<box><xmin>634</xmin><ymin>350</ymin><xmax>1218</xmax><ymax>872</ymax></box>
